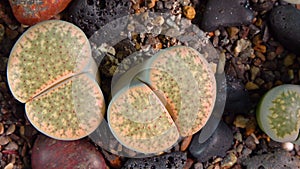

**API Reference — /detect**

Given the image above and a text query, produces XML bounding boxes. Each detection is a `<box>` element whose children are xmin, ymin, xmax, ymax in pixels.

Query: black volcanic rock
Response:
<box><xmin>269</xmin><ymin>5</ymin><xmax>300</xmax><ymax>55</ymax></box>
<box><xmin>200</xmin><ymin>0</ymin><xmax>254</xmax><ymax>32</ymax></box>
<box><xmin>122</xmin><ymin>152</ymin><xmax>187</xmax><ymax>169</ymax></box>
<box><xmin>63</xmin><ymin>0</ymin><xmax>131</xmax><ymax>37</ymax></box>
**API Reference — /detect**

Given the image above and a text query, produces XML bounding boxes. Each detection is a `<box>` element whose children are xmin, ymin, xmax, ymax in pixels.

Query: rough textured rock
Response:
<box><xmin>122</xmin><ymin>152</ymin><xmax>187</xmax><ymax>169</ymax></box>
<box><xmin>189</xmin><ymin>121</ymin><xmax>233</xmax><ymax>162</ymax></box>
<box><xmin>269</xmin><ymin>5</ymin><xmax>300</xmax><ymax>55</ymax></box>
<box><xmin>200</xmin><ymin>0</ymin><xmax>254</xmax><ymax>32</ymax></box>
<box><xmin>242</xmin><ymin>150</ymin><xmax>300</xmax><ymax>169</ymax></box>
<box><xmin>9</xmin><ymin>0</ymin><xmax>72</xmax><ymax>25</ymax></box>
<box><xmin>63</xmin><ymin>0</ymin><xmax>131</xmax><ymax>37</ymax></box>
<box><xmin>32</xmin><ymin>135</ymin><xmax>107</xmax><ymax>169</ymax></box>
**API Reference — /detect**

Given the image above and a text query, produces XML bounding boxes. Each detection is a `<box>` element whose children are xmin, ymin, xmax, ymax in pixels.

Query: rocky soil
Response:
<box><xmin>1</xmin><ymin>0</ymin><xmax>300</xmax><ymax>169</ymax></box>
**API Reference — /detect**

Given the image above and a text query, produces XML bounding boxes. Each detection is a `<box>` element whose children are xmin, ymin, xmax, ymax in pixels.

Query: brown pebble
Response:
<box><xmin>254</xmin><ymin>17</ymin><xmax>263</xmax><ymax>27</ymax></box>
<box><xmin>233</xmin><ymin>115</ymin><xmax>249</xmax><ymax>128</ymax></box>
<box><xmin>245</xmin><ymin>82</ymin><xmax>259</xmax><ymax>90</ymax></box>
<box><xmin>6</xmin><ymin>124</ymin><xmax>15</xmax><ymax>135</ymax></box>
<box><xmin>5</xmin><ymin>28</ymin><xmax>18</xmax><ymax>39</ymax></box>
<box><xmin>253</xmin><ymin>44</ymin><xmax>267</xmax><ymax>53</ymax></box>
<box><xmin>5</xmin><ymin>141</ymin><xmax>18</xmax><ymax>150</ymax></box>
<box><xmin>252</xmin><ymin>35</ymin><xmax>262</xmax><ymax>46</ymax></box>
<box><xmin>0</xmin><ymin>136</ymin><xmax>10</xmax><ymax>145</ymax></box>
<box><xmin>227</xmin><ymin>27</ymin><xmax>239</xmax><ymax>39</ymax></box>
<box><xmin>147</xmin><ymin>0</ymin><xmax>156</xmax><ymax>9</ymax></box>
<box><xmin>245</xmin><ymin>135</ymin><xmax>256</xmax><ymax>150</ymax></box>
<box><xmin>180</xmin><ymin>135</ymin><xmax>193</xmax><ymax>151</ymax></box>
<box><xmin>250</xmin><ymin>66</ymin><xmax>260</xmax><ymax>81</ymax></box>
<box><xmin>0</xmin><ymin>123</ymin><xmax>4</xmax><ymax>135</ymax></box>
<box><xmin>183</xmin><ymin>6</ymin><xmax>196</xmax><ymax>20</ymax></box>
<box><xmin>102</xmin><ymin>150</ymin><xmax>122</xmax><ymax>169</ymax></box>
<box><xmin>184</xmin><ymin>158</ymin><xmax>194</xmax><ymax>169</ymax></box>
<box><xmin>283</xmin><ymin>54</ymin><xmax>296</xmax><ymax>67</ymax></box>
<box><xmin>245</xmin><ymin>118</ymin><xmax>256</xmax><ymax>136</ymax></box>
<box><xmin>255</xmin><ymin>51</ymin><xmax>266</xmax><ymax>61</ymax></box>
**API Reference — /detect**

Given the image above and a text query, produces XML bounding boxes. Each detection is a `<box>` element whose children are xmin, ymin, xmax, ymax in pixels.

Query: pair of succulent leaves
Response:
<box><xmin>257</xmin><ymin>84</ymin><xmax>300</xmax><ymax>144</ymax></box>
<box><xmin>7</xmin><ymin>20</ymin><xmax>217</xmax><ymax>154</ymax></box>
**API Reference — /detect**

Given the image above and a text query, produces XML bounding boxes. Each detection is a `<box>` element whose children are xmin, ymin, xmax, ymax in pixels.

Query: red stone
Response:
<box><xmin>9</xmin><ymin>0</ymin><xmax>72</xmax><ymax>25</ymax></box>
<box><xmin>32</xmin><ymin>135</ymin><xmax>107</xmax><ymax>169</ymax></box>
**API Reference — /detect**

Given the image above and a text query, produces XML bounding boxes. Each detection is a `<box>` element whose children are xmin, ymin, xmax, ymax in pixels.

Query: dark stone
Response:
<box><xmin>32</xmin><ymin>135</ymin><xmax>107</xmax><ymax>169</ymax></box>
<box><xmin>224</xmin><ymin>76</ymin><xmax>252</xmax><ymax>114</ymax></box>
<box><xmin>189</xmin><ymin>121</ymin><xmax>233</xmax><ymax>162</ymax></box>
<box><xmin>63</xmin><ymin>0</ymin><xmax>131</xmax><ymax>37</ymax></box>
<box><xmin>200</xmin><ymin>0</ymin><xmax>254</xmax><ymax>32</ymax></box>
<box><xmin>242</xmin><ymin>150</ymin><xmax>300</xmax><ymax>169</ymax></box>
<box><xmin>269</xmin><ymin>5</ymin><xmax>300</xmax><ymax>55</ymax></box>
<box><xmin>122</xmin><ymin>152</ymin><xmax>187</xmax><ymax>169</ymax></box>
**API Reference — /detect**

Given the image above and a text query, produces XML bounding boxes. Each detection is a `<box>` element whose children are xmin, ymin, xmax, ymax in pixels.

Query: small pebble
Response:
<box><xmin>233</xmin><ymin>115</ymin><xmax>249</xmax><ymax>128</ymax></box>
<box><xmin>4</xmin><ymin>163</ymin><xmax>14</xmax><ymax>169</ymax></box>
<box><xmin>236</xmin><ymin>144</ymin><xmax>243</xmax><ymax>154</ymax></box>
<box><xmin>242</xmin><ymin>147</ymin><xmax>252</xmax><ymax>157</ymax></box>
<box><xmin>6</xmin><ymin>124</ymin><xmax>15</xmax><ymax>135</ymax></box>
<box><xmin>250</xmin><ymin>66</ymin><xmax>260</xmax><ymax>81</ymax></box>
<box><xmin>282</xmin><ymin>142</ymin><xmax>294</xmax><ymax>151</ymax></box>
<box><xmin>180</xmin><ymin>135</ymin><xmax>193</xmax><ymax>151</ymax></box>
<box><xmin>227</xmin><ymin>27</ymin><xmax>240</xmax><ymax>39</ymax></box>
<box><xmin>245</xmin><ymin>82</ymin><xmax>259</xmax><ymax>90</ymax></box>
<box><xmin>183</xmin><ymin>6</ymin><xmax>196</xmax><ymax>20</ymax></box>
<box><xmin>255</xmin><ymin>51</ymin><xmax>266</xmax><ymax>61</ymax></box>
<box><xmin>234</xmin><ymin>132</ymin><xmax>243</xmax><ymax>142</ymax></box>
<box><xmin>194</xmin><ymin>162</ymin><xmax>203</xmax><ymax>169</ymax></box>
<box><xmin>184</xmin><ymin>158</ymin><xmax>194</xmax><ymax>169</ymax></box>
<box><xmin>0</xmin><ymin>136</ymin><xmax>10</xmax><ymax>145</ymax></box>
<box><xmin>245</xmin><ymin>118</ymin><xmax>257</xmax><ymax>136</ymax></box>
<box><xmin>253</xmin><ymin>44</ymin><xmax>267</xmax><ymax>53</ymax></box>
<box><xmin>147</xmin><ymin>0</ymin><xmax>156</xmax><ymax>9</ymax></box>
<box><xmin>0</xmin><ymin>123</ymin><xmax>4</xmax><ymax>135</ymax></box>
<box><xmin>5</xmin><ymin>141</ymin><xmax>18</xmax><ymax>150</ymax></box>
<box><xmin>221</xmin><ymin>152</ymin><xmax>237</xmax><ymax>168</ymax></box>
<box><xmin>283</xmin><ymin>54</ymin><xmax>296</xmax><ymax>67</ymax></box>
<box><xmin>234</xmin><ymin>39</ymin><xmax>251</xmax><ymax>55</ymax></box>
<box><xmin>245</xmin><ymin>135</ymin><xmax>256</xmax><ymax>150</ymax></box>
<box><xmin>214</xmin><ymin>29</ymin><xmax>221</xmax><ymax>37</ymax></box>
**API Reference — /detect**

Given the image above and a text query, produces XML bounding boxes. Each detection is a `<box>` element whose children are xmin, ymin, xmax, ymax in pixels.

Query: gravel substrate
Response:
<box><xmin>1</xmin><ymin>0</ymin><xmax>300</xmax><ymax>169</ymax></box>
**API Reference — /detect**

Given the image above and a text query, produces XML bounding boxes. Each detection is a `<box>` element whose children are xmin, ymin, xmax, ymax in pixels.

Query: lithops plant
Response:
<box><xmin>108</xmin><ymin>81</ymin><xmax>179</xmax><ymax>154</ymax></box>
<box><xmin>7</xmin><ymin>20</ymin><xmax>105</xmax><ymax>140</ymax></box>
<box><xmin>108</xmin><ymin>46</ymin><xmax>216</xmax><ymax>153</ymax></box>
<box><xmin>256</xmin><ymin>84</ymin><xmax>300</xmax><ymax>143</ymax></box>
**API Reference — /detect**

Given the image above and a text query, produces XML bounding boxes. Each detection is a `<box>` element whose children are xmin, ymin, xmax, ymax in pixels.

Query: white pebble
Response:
<box><xmin>282</xmin><ymin>142</ymin><xmax>294</xmax><ymax>151</ymax></box>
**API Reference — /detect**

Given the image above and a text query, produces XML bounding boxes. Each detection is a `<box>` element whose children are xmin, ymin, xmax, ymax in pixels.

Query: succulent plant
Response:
<box><xmin>108</xmin><ymin>46</ymin><xmax>217</xmax><ymax>153</ymax></box>
<box><xmin>256</xmin><ymin>84</ymin><xmax>300</xmax><ymax>143</ymax></box>
<box><xmin>7</xmin><ymin>20</ymin><xmax>105</xmax><ymax>140</ymax></box>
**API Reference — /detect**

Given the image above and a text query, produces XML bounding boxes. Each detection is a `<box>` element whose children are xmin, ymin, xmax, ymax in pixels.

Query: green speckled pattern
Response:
<box><xmin>148</xmin><ymin>46</ymin><xmax>216</xmax><ymax>136</ymax></box>
<box><xmin>7</xmin><ymin>20</ymin><xmax>91</xmax><ymax>103</ymax></box>
<box><xmin>26</xmin><ymin>74</ymin><xmax>105</xmax><ymax>140</ymax></box>
<box><xmin>268</xmin><ymin>90</ymin><xmax>300</xmax><ymax>138</ymax></box>
<box><xmin>108</xmin><ymin>84</ymin><xmax>179</xmax><ymax>153</ymax></box>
